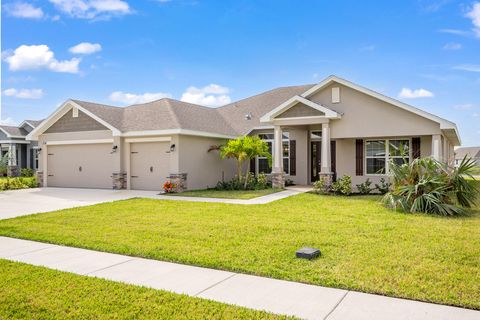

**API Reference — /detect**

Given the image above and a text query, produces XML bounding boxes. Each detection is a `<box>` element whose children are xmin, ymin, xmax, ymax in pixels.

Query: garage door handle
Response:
<box><xmin>79</xmin><ymin>166</ymin><xmax>82</xmax><ymax>172</ymax></box>
<box><xmin>131</xmin><ymin>176</ymin><xmax>138</xmax><ymax>178</ymax></box>
<box><xmin>131</xmin><ymin>152</ymin><xmax>138</xmax><ymax>154</ymax></box>
<box><xmin>48</xmin><ymin>174</ymin><xmax>54</xmax><ymax>177</ymax></box>
<box><xmin>150</xmin><ymin>166</ymin><xmax>153</xmax><ymax>172</ymax></box>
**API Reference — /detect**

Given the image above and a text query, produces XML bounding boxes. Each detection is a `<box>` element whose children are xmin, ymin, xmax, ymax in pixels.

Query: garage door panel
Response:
<box><xmin>47</xmin><ymin>143</ymin><xmax>112</xmax><ymax>189</ymax></box>
<box><xmin>130</xmin><ymin>142</ymin><xmax>170</xmax><ymax>191</ymax></box>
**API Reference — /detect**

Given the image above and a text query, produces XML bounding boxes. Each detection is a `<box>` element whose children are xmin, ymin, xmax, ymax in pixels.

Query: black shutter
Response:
<box><xmin>290</xmin><ymin>140</ymin><xmax>296</xmax><ymax>176</ymax></box>
<box><xmin>250</xmin><ymin>157</ymin><xmax>256</xmax><ymax>174</ymax></box>
<box><xmin>412</xmin><ymin>137</ymin><xmax>421</xmax><ymax>159</ymax></box>
<box><xmin>355</xmin><ymin>139</ymin><xmax>364</xmax><ymax>176</ymax></box>
<box><xmin>331</xmin><ymin>141</ymin><xmax>336</xmax><ymax>181</ymax></box>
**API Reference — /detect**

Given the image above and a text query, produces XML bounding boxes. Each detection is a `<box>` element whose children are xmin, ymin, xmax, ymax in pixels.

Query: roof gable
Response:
<box><xmin>260</xmin><ymin>95</ymin><xmax>341</xmax><ymax>123</ymax></box>
<box><xmin>27</xmin><ymin>100</ymin><xmax>121</xmax><ymax>140</ymax></box>
<box><xmin>45</xmin><ymin>109</ymin><xmax>109</xmax><ymax>133</ymax></box>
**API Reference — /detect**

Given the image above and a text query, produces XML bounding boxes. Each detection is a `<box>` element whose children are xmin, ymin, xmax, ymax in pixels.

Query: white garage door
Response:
<box><xmin>130</xmin><ymin>142</ymin><xmax>170</xmax><ymax>191</ymax></box>
<box><xmin>47</xmin><ymin>143</ymin><xmax>112</xmax><ymax>189</ymax></box>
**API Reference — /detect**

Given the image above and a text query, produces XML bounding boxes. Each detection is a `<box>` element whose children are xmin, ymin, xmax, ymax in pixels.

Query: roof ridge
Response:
<box><xmin>217</xmin><ymin>84</ymin><xmax>315</xmax><ymax>110</ymax></box>
<box><xmin>163</xmin><ymin>99</ymin><xmax>181</xmax><ymax>128</ymax></box>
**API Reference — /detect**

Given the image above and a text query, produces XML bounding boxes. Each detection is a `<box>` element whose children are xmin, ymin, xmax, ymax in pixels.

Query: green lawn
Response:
<box><xmin>165</xmin><ymin>188</ymin><xmax>281</xmax><ymax>199</ymax></box>
<box><xmin>0</xmin><ymin>259</ymin><xmax>286</xmax><ymax>319</ymax></box>
<box><xmin>0</xmin><ymin>192</ymin><xmax>479</xmax><ymax>309</ymax></box>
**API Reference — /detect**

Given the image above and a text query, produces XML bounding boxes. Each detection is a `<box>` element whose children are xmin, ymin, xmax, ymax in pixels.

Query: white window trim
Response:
<box><xmin>364</xmin><ymin>138</ymin><xmax>412</xmax><ymax>176</ymax></box>
<box><xmin>256</xmin><ymin>132</ymin><xmax>290</xmax><ymax>175</ymax></box>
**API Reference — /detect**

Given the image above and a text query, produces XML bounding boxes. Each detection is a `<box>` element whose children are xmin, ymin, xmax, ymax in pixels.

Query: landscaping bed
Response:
<box><xmin>0</xmin><ymin>259</ymin><xmax>285</xmax><ymax>319</ymax></box>
<box><xmin>164</xmin><ymin>188</ymin><xmax>281</xmax><ymax>199</ymax></box>
<box><xmin>0</xmin><ymin>177</ymin><xmax>37</xmax><ymax>191</ymax></box>
<box><xmin>0</xmin><ymin>191</ymin><xmax>479</xmax><ymax>309</ymax></box>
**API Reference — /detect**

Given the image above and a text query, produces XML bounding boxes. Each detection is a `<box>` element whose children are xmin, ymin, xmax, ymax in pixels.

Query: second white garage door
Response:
<box><xmin>47</xmin><ymin>143</ymin><xmax>112</xmax><ymax>189</ymax></box>
<box><xmin>130</xmin><ymin>141</ymin><xmax>170</xmax><ymax>191</ymax></box>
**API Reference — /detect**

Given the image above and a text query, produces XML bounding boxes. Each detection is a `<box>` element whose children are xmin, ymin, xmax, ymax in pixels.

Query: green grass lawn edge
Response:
<box><xmin>164</xmin><ymin>188</ymin><xmax>282</xmax><ymax>199</ymax></box>
<box><xmin>0</xmin><ymin>259</ymin><xmax>291</xmax><ymax>319</ymax></box>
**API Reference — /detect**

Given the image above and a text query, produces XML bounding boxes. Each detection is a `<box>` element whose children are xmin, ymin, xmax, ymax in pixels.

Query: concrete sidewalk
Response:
<box><xmin>1</xmin><ymin>236</ymin><xmax>478</xmax><ymax>320</ymax></box>
<box><xmin>0</xmin><ymin>186</ymin><xmax>309</xmax><ymax>220</ymax></box>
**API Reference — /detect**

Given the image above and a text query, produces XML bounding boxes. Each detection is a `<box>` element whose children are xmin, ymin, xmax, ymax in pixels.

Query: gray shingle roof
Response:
<box><xmin>24</xmin><ymin>120</ymin><xmax>44</xmax><ymax>127</ymax></box>
<box><xmin>455</xmin><ymin>147</ymin><xmax>480</xmax><ymax>159</ymax></box>
<box><xmin>71</xmin><ymin>84</ymin><xmax>315</xmax><ymax>136</ymax></box>
<box><xmin>0</xmin><ymin>125</ymin><xmax>28</xmax><ymax>137</ymax></box>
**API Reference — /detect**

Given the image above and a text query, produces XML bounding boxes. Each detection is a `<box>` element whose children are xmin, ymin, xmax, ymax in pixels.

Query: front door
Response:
<box><xmin>311</xmin><ymin>141</ymin><xmax>321</xmax><ymax>182</ymax></box>
<box><xmin>310</xmin><ymin>141</ymin><xmax>336</xmax><ymax>182</ymax></box>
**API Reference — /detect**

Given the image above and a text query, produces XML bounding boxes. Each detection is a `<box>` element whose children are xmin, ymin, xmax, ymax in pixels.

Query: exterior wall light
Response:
<box><xmin>170</xmin><ymin>144</ymin><xmax>176</xmax><ymax>152</ymax></box>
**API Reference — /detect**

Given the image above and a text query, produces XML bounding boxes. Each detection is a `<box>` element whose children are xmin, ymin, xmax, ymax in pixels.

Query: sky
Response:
<box><xmin>1</xmin><ymin>0</ymin><xmax>480</xmax><ymax>146</ymax></box>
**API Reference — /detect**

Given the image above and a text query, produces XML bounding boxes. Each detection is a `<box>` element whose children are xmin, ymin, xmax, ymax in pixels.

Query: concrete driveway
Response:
<box><xmin>0</xmin><ymin>187</ymin><xmax>160</xmax><ymax>220</ymax></box>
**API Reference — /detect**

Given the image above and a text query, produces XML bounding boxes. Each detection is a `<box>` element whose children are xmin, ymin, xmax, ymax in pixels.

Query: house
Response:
<box><xmin>27</xmin><ymin>75</ymin><xmax>461</xmax><ymax>191</ymax></box>
<box><xmin>0</xmin><ymin>120</ymin><xmax>42</xmax><ymax>176</ymax></box>
<box><xmin>454</xmin><ymin>147</ymin><xmax>480</xmax><ymax>167</ymax></box>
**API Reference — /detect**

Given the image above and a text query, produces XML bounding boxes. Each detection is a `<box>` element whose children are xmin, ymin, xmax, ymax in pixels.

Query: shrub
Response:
<box><xmin>313</xmin><ymin>177</ymin><xmax>330</xmax><ymax>194</ymax></box>
<box><xmin>216</xmin><ymin>174</ymin><xmax>271</xmax><ymax>191</ymax></box>
<box><xmin>256</xmin><ymin>173</ymin><xmax>268</xmax><ymax>189</ymax></box>
<box><xmin>375</xmin><ymin>178</ymin><xmax>391</xmax><ymax>194</ymax></box>
<box><xmin>356</xmin><ymin>179</ymin><xmax>373</xmax><ymax>194</ymax></box>
<box><xmin>0</xmin><ymin>177</ymin><xmax>37</xmax><ymax>191</ymax></box>
<box><xmin>331</xmin><ymin>175</ymin><xmax>352</xmax><ymax>195</ymax></box>
<box><xmin>383</xmin><ymin>156</ymin><xmax>479</xmax><ymax>216</ymax></box>
<box><xmin>20</xmin><ymin>168</ymin><xmax>35</xmax><ymax>177</ymax></box>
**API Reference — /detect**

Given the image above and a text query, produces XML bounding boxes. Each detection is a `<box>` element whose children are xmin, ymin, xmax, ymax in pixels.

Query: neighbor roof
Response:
<box><xmin>0</xmin><ymin>125</ymin><xmax>29</xmax><ymax>138</ymax></box>
<box><xmin>455</xmin><ymin>147</ymin><xmax>480</xmax><ymax>159</ymax></box>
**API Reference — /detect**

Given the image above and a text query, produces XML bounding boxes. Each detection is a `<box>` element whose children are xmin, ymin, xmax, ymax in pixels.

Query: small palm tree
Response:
<box><xmin>383</xmin><ymin>156</ymin><xmax>478</xmax><ymax>216</ymax></box>
<box><xmin>220</xmin><ymin>136</ymin><xmax>271</xmax><ymax>188</ymax></box>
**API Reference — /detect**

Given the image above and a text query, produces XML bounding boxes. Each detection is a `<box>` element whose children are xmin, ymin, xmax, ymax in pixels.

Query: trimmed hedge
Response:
<box><xmin>0</xmin><ymin>177</ymin><xmax>37</xmax><ymax>191</ymax></box>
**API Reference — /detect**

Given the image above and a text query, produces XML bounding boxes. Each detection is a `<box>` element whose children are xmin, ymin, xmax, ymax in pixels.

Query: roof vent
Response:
<box><xmin>245</xmin><ymin>113</ymin><xmax>252</xmax><ymax>120</ymax></box>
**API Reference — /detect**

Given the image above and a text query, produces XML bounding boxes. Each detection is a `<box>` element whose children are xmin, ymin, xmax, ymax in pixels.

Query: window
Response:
<box><xmin>310</xmin><ymin>131</ymin><xmax>322</xmax><ymax>140</ymax></box>
<box><xmin>257</xmin><ymin>132</ymin><xmax>289</xmax><ymax>174</ymax></box>
<box><xmin>72</xmin><ymin>107</ymin><xmax>79</xmax><ymax>118</ymax></box>
<box><xmin>365</xmin><ymin>139</ymin><xmax>410</xmax><ymax>175</ymax></box>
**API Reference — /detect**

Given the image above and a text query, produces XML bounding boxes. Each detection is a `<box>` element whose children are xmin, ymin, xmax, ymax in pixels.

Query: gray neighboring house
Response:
<box><xmin>454</xmin><ymin>147</ymin><xmax>480</xmax><ymax>167</ymax></box>
<box><xmin>0</xmin><ymin>120</ymin><xmax>42</xmax><ymax>176</ymax></box>
<box><xmin>27</xmin><ymin>75</ymin><xmax>461</xmax><ymax>191</ymax></box>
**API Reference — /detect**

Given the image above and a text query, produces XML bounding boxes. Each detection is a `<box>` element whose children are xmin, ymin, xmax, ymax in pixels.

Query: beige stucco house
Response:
<box><xmin>27</xmin><ymin>75</ymin><xmax>460</xmax><ymax>191</ymax></box>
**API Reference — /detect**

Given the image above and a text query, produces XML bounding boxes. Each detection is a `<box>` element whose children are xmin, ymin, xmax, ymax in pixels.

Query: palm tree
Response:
<box><xmin>383</xmin><ymin>156</ymin><xmax>478</xmax><ymax>215</ymax></box>
<box><xmin>220</xmin><ymin>136</ymin><xmax>271</xmax><ymax>188</ymax></box>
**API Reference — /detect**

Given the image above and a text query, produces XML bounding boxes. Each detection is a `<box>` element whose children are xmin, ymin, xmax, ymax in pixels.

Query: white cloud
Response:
<box><xmin>466</xmin><ymin>2</ymin><xmax>480</xmax><ymax>37</ymax></box>
<box><xmin>0</xmin><ymin>117</ymin><xmax>16</xmax><ymax>126</ymax></box>
<box><xmin>181</xmin><ymin>84</ymin><xmax>231</xmax><ymax>107</ymax></box>
<box><xmin>69</xmin><ymin>42</ymin><xmax>102</xmax><ymax>54</ymax></box>
<box><xmin>3</xmin><ymin>45</ymin><xmax>80</xmax><ymax>73</ymax></box>
<box><xmin>109</xmin><ymin>91</ymin><xmax>172</xmax><ymax>105</ymax></box>
<box><xmin>453</xmin><ymin>64</ymin><xmax>480</xmax><ymax>72</ymax></box>
<box><xmin>359</xmin><ymin>44</ymin><xmax>375</xmax><ymax>51</ymax></box>
<box><xmin>443</xmin><ymin>42</ymin><xmax>462</xmax><ymax>50</ymax></box>
<box><xmin>438</xmin><ymin>28</ymin><xmax>469</xmax><ymax>36</ymax></box>
<box><xmin>49</xmin><ymin>0</ymin><xmax>131</xmax><ymax>19</ymax></box>
<box><xmin>3</xmin><ymin>88</ymin><xmax>44</xmax><ymax>99</ymax></box>
<box><xmin>473</xmin><ymin>112</ymin><xmax>479</xmax><ymax>117</ymax></box>
<box><xmin>453</xmin><ymin>103</ymin><xmax>475</xmax><ymax>110</ymax></box>
<box><xmin>3</xmin><ymin>2</ymin><xmax>44</xmax><ymax>19</ymax></box>
<box><xmin>398</xmin><ymin>88</ymin><xmax>434</xmax><ymax>99</ymax></box>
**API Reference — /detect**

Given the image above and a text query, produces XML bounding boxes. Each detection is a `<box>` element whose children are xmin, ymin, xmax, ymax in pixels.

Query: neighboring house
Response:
<box><xmin>27</xmin><ymin>75</ymin><xmax>461</xmax><ymax>191</ymax></box>
<box><xmin>0</xmin><ymin>120</ymin><xmax>42</xmax><ymax>176</ymax></box>
<box><xmin>454</xmin><ymin>147</ymin><xmax>480</xmax><ymax>167</ymax></box>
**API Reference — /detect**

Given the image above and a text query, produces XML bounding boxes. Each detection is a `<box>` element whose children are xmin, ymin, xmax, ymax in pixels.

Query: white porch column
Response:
<box><xmin>272</xmin><ymin>125</ymin><xmax>283</xmax><ymax>173</ymax></box>
<box><xmin>321</xmin><ymin>122</ymin><xmax>331</xmax><ymax>173</ymax></box>
<box><xmin>7</xmin><ymin>144</ymin><xmax>17</xmax><ymax>166</ymax></box>
<box><xmin>432</xmin><ymin>134</ymin><xmax>442</xmax><ymax>161</ymax></box>
<box><xmin>271</xmin><ymin>125</ymin><xmax>285</xmax><ymax>188</ymax></box>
